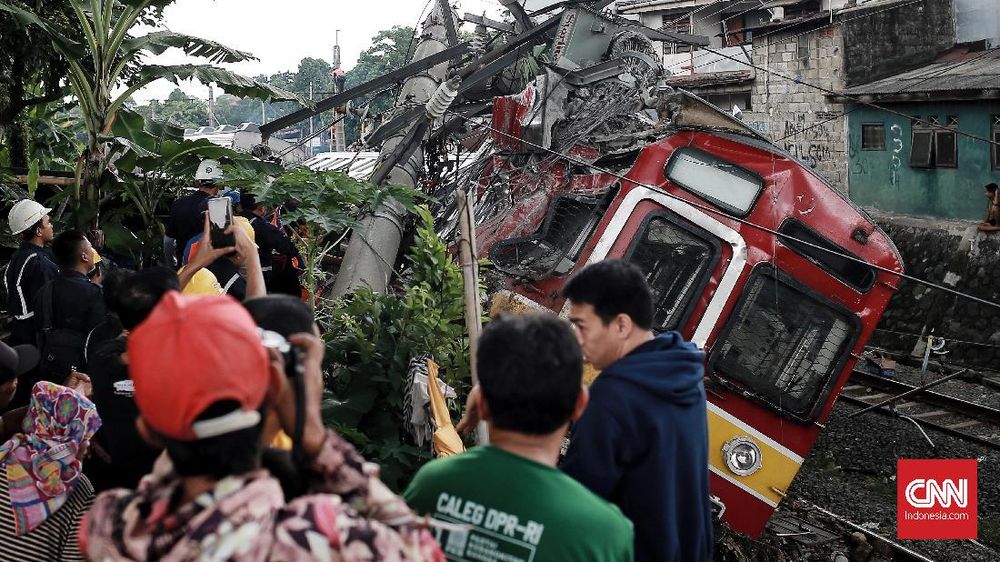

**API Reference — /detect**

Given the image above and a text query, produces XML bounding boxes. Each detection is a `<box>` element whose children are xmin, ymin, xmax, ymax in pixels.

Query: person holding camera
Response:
<box><xmin>80</xmin><ymin>293</ymin><xmax>444</xmax><ymax>561</ymax></box>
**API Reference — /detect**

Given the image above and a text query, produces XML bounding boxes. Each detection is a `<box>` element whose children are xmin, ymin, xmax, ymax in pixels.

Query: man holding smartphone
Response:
<box><xmin>81</xmin><ymin>293</ymin><xmax>443</xmax><ymax>560</ymax></box>
<box><xmin>163</xmin><ymin>159</ymin><xmax>223</xmax><ymax>266</ymax></box>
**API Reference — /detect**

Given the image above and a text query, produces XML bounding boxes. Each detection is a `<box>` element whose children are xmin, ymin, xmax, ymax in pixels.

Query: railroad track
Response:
<box><xmin>841</xmin><ymin>369</ymin><xmax>1000</xmax><ymax>449</ymax></box>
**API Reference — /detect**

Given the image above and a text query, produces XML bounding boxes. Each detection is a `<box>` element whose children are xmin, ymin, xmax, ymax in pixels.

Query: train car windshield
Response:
<box><xmin>709</xmin><ymin>265</ymin><xmax>859</xmax><ymax>421</ymax></box>
<box><xmin>665</xmin><ymin>147</ymin><xmax>764</xmax><ymax>216</ymax></box>
<box><xmin>626</xmin><ymin>212</ymin><xmax>721</xmax><ymax>332</ymax></box>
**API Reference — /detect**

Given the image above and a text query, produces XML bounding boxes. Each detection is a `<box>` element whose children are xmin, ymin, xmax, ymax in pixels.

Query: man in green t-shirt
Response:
<box><xmin>404</xmin><ymin>314</ymin><xmax>633</xmax><ymax>562</ymax></box>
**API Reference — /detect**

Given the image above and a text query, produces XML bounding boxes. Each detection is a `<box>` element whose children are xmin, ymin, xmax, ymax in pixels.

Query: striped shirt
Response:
<box><xmin>0</xmin><ymin>470</ymin><xmax>93</xmax><ymax>562</ymax></box>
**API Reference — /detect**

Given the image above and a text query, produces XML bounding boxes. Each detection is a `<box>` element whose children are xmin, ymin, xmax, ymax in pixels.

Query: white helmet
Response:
<box><xmin>195</xmin><ymin>159</ymin><xmax>224</xmax><ymax>182</ymax></box>
<box><xmin>8</xmin><ymin>199</ymin><xmax>52</xmax><ymax>235</ymax></box>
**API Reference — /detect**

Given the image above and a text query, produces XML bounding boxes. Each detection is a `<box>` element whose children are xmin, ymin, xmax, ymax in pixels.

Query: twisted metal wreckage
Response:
<box><xmin>255</xmin><ymin>0</ymin><xmax>905</xmax><ymax>539</ymax></box>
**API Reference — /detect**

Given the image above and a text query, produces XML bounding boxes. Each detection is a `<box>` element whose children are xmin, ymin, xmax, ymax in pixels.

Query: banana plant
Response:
<box><xmin>0</xmin><ymin>0</ymin><xmax>307</xmax><ymax>231</ymax></box>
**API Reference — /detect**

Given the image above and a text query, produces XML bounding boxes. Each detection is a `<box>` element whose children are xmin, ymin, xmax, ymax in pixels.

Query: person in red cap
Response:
<box><xmin>80</xmin><ymin>293</ymin><xmax>444</xmax><ymax>561</ymax></box>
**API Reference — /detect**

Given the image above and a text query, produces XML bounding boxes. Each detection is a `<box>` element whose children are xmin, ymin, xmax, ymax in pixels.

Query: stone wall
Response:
<box><xmin>867</xmin><ymin>210</ymin><xmax>1000</xmax><ymax>369</ymax></box>
<box><xmin>744</xmin><ymin>26</ymin><xmax>849</xmax><ymax>189</ymax></box>
<box><xmin>842</xmin><ymin>0</ymin><xmax>955</xmax><ymax>87</ymax></box>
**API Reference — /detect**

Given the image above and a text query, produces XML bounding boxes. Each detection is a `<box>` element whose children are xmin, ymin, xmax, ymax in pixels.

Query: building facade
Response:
<box><xmin>842</xmin><ymin>49</ymin><xmax>1000</xmax><ymax>220</ymax></box>
<box><xmin>615</xmin><ymin>0</ymin><xmax>955</xmax><ymax>192</ymax></box>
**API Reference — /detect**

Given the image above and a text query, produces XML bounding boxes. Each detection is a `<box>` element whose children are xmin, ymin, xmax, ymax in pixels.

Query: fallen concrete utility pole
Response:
<box><xmin>331</xmin><ymin>1</ymin><xmax>457</xmax><ymax>298</ymax></box>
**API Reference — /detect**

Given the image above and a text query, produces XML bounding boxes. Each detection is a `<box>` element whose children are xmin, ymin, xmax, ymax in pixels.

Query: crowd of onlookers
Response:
<box><xmin>0</xmin><ymin>160</ymin><xmax>714</xmax><ymax>561</ymax></box>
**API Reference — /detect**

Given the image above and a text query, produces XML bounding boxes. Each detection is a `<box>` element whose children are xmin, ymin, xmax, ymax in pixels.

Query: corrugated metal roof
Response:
<box><xmin>843</xmin><ymin>48</ymin><xmax>1000</xmax><ymax>96</ymax></box>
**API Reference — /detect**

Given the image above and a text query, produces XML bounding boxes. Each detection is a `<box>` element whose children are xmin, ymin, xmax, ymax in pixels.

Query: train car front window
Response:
<box><xmin>709</xmin><ymin>266</ymin><xmax>859</xmax><ymax>420</ymax></box>
<box><xmin>664</xmin><ymin>147</ymin><xmax>764</xmax><ymax>216</ymax></box>
<box><xmin>626</xmin><ymin>213</ymin><xmax>721</xmax><ymax>332</ymax></box>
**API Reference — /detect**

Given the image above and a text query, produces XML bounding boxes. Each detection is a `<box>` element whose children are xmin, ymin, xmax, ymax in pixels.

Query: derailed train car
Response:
<box><xmin>465</xmin><ymin>86</ymin><xmax>904</xmax><ymax>536</ymax></box>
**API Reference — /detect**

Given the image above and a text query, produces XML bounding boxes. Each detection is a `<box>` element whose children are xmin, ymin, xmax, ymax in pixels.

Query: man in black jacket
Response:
<box><xmin>164</xmin><ymin>159</ymin><xmax>223</xmax><ymax>266</ymax></box>
<box><xmin>241</xmin><ymin>193</ymin><xmax>301</xmax><ymax>295</ymax></box>
<box><xmin>5</xmin><ymin>199</ymin><xmax>57</xmax><ymax>347</ymax></box>
<box><xmin>32</xmin><ymin>231</ymin><xmax>104</xmax><ymax>382</ymax></box>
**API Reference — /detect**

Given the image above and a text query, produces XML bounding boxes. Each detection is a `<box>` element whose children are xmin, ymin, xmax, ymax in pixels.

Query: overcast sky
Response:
<box><xmin>134</xmin><ymin>0</ymin><xmax>513</xmax><ymax>102</ymax></box>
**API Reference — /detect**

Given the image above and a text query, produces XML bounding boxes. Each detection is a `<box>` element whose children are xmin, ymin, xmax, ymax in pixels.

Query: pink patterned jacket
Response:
<box><xmin>81</xmin><ymin>430</ymin><xmax>445</xmax><ymax>561</ymax></box>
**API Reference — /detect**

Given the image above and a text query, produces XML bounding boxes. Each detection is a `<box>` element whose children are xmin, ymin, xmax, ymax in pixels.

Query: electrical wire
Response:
<box><xmin>441</xmin><ymin>106</ymin><xmax>1000</xmax><ymax>312</ymax></box>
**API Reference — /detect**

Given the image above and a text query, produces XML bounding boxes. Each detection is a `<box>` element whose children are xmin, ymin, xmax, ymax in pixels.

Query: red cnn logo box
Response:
<box><xmin>897</xmin><ymin>459</ymin><xmax>977</xmax><ymax>540</ymax></box>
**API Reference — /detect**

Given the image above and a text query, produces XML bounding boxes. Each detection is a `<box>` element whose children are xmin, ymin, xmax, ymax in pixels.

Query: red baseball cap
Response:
<box><xmin>127</xmin><ymin>292</ymin><xmax>270</xmax><ymax>441</ymax></box>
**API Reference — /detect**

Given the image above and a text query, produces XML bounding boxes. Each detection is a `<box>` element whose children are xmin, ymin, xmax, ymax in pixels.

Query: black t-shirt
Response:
<box><xmin>165</xmin><ymin>191</ymin><xmax>211</xmax><ymax>260</ymax></box>
<box><xmin>86</xmin><ymin>335</ymin><xmax>160</xmax><ymax>491</ymax></box>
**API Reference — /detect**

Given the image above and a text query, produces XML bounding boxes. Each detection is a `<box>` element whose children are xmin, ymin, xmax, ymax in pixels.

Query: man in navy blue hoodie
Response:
<box><xmin>560</xmin><ymin>259</ymin><xmax>712</xmax><ymax>562</ymax></box>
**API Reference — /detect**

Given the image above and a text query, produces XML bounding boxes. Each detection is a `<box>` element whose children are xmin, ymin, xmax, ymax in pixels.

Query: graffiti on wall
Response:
<box><xmin>889</xmin><ymin>123</ymin><xmax>903</xmax><ymax>187</ymax></box>
<box><xmin>780</xmin><ymin>113</ymin><xmax>837</xmax><ymax>169</ymax></box>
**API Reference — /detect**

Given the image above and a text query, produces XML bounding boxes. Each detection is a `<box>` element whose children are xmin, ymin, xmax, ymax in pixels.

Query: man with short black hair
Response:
<box><xmin>31</xmin><ymin>230</ymin><xmax>104</xmax><ymax>382</ymax></box>
<box><xmin>86</xmin><ymin>267</ymin><xmax>178</xmax><ymax>490</ymax></box>
<box><xmin>5</xmin><ymin>199</ymin><xmax>57</xmax><ymax>348</ymax></box>
<box><xmin>82</xmin><ymin>294</ymin><xmax>443</xmax><ymax>560</ymax></box>
<box><xmin>979</xmin><ymin>183</ymin><xmax>1000</xmax><ymax>232</ymax></box>
<box><xmin>405</xmin><ymin>314</ymin><xmax>633</xmax><ymax>562</ymax></box>
<box><xmin>561</xmin><ymin>259</ymin><xmax>712</xmax><ymax>562</ymax></box>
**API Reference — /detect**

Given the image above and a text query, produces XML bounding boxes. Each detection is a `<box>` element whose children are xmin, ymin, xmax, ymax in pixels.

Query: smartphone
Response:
<box><xmin>207</xmin><ymin>196</ymin><xmax>235</xmax><ymax>248</ymax></box>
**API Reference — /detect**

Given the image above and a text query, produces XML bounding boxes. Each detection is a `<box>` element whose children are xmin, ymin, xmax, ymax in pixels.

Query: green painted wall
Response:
<box><xmin>847</xmin><ymin>101</ymin><xmax>1000</xmax><ymax>220</ymax></box>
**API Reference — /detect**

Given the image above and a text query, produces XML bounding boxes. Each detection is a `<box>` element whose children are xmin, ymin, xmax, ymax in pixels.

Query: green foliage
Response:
<box><xmin>0</xmin><ymin>0</ymin><xmax>78</xmax><ymax>168</ymax></box>
<box><xmin>321</xmin><ymin>206</ymin><xmax>470</xmax><ymax>489</ymax></box>
<box><xmin>0</xmin><ymin>0</ymin><xmax>305</xmax><ymax>230</ymax></box>
<box><xmin>131</xmin><ymin>89</ymin><xmax>208</xmax><ymax>129</ymax></box>
<box><xmin>343</xmin><ymin>25</ymin><xmax>415</xmax><ymax>144</ymax></box>
<box><xmin>225</xmin><ymin>167</ymin><xmax>423</xmax><ymax>304</ymax></box>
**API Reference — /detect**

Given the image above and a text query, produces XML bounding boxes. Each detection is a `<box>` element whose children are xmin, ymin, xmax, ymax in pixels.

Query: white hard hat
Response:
<box><xmin>195</xmin><ymin>159</ymin><xmax>224</xmax><ymax>182</ymax></box>
<box><xmin>8</xmin><ymin>199</ymin><xmax>52</xmax><ymax>235</ymax></box>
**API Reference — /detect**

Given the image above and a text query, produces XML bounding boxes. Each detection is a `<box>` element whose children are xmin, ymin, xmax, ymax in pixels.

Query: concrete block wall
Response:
<box><xmin>867</xmin><ymin>211</ymin><xmax>1000</xmax><ymax>369</ymax></box>
<box><xmin>841</xmin><ymin>0</ymin><xmax>955</xmax><ymax>87</ymax></box>
<box><xmin>744</xmin><ymin>26</ymin><xmax>850</xmax><ymax>190</ymax></box>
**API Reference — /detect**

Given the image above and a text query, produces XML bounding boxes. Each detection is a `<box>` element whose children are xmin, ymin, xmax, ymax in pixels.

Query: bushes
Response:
<box><xmin>321</xmin><ymin>206</ymin><xmax>472</xmax><ymax>489</ymax></box>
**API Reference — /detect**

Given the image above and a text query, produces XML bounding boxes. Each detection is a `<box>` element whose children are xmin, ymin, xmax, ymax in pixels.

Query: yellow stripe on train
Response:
<box><xmin>706</xmin><ymin>402</ymin><xmax>804</xmax><ymax>508</ymax></box>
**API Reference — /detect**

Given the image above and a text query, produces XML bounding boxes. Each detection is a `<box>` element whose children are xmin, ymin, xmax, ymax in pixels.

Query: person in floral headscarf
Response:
<box><xmin>0</xmin><ymin>381</ymin><xmax>101</xmax><ymax>561</ymax></box>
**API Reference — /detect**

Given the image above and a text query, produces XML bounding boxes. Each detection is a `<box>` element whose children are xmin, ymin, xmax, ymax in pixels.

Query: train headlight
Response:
<box><xmin>723</xmin><ymin>437</ymin><xmax>762</xmax><ymax>476</ymax></box>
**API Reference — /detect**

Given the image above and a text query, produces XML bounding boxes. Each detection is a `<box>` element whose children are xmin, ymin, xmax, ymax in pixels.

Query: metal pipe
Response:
<box><xmin>847</xmin><ymin>368</ymin><xmax>968</xmax><ymax>418</ymax></box>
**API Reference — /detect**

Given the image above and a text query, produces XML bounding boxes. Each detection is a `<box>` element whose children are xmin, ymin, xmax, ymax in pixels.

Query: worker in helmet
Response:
<box><xmin>163</xmin><ymin>159</ymin><xmax>224</xmax><ymax>267</ymax></box>
<box><xmin>4</xmin><ymin>200</ymin><xmax>58</xmax><ymax>349</ymax></box>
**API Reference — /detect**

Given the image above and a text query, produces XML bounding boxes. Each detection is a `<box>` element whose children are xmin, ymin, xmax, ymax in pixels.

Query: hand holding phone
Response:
<box><xmin>208</xmin><ymin>197</ymin><xmax>235</xmax><ymax>249</ymax></box>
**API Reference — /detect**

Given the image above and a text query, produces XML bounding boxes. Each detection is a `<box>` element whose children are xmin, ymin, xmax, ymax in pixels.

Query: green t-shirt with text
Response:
<box><xmin>404</xmin><ymin>445</ymin><xmax>633</xmax><ymax>562</ymax></box>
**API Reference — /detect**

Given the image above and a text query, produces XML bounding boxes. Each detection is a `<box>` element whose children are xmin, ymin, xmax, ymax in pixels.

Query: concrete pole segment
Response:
<box><xmin>331</xmin><ymin>2</ymin><xmax>455</xmax><ymax>298</ymax></box>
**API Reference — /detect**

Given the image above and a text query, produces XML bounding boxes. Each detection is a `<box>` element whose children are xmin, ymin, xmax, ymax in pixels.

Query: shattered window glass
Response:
<box><xmin>710</xmin><ymin>266</ymin><xmax>857</xmax><ymax>420</ymax></box>
<box><xmin>489</xmin><ymin>193</ymin><xmax>612</xmax><ymax>280</ymax></box>
<box><xmin>665</xmin><ymin>148</ymin><xmax>764</xmax><ymax>216</ymax></box>
<box><xmin>627</xmin><ymin>213</ymin><xmax>720</xmax><ymax>332</ymax></box>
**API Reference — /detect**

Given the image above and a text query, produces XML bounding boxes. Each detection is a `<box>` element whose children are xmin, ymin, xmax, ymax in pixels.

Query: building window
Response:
<box><xmin>662</xmin><ymin>13</ymin><xmax>693</xmax><ymax>55</ymax></box>
<box><xmin>861</xmin><ymin>123</ymin><xmax>885</xmax><ymax>151</ymax></box>
<box><xmin>992</xmin><ymin>115</ymin><xmax>1000</xmax><ymax>170</ymax></box>
<box><xmin>910</xmin><ymin>119</ymin><xmax>958</xmax><ymax>169</ymax></box>
<box><xmin>626</xmin><ymin>213</ymin><xmax>721</xmax><ymax>333</ymax></box>
<box><xmin>709</xmin><ymin>266</ymin><xmax>858</xmax><ymax>421</ymax></box>
<box><xmin>797</xmin><ymin>34</ymin><xmax>810</xmax><ymax>67</ymax></box>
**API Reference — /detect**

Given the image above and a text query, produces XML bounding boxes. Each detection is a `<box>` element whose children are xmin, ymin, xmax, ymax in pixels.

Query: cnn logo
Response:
<box><xmin>903</xmin><ymin>478</ymin><xmax>968</xmax><ymax>508</ymax></box>
<box><xmin>897</xmin><ymin>459</ymin><xmax>977</xmax><ymax>540</ymax></box>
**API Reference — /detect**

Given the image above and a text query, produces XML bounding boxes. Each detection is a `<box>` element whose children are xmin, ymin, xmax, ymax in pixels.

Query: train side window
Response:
<box><xmin>778</xmin><ymin>219</ymin><xmax>876</xmax><ymax>292</ymax></box>
<box><xmin>709</xmin><ymin>266</ymin><xmax>859</xmax><ymax>421</ymax></box>
<box><xmin>490</xmin><ymin>188</ymin><xmax>617</xmax><ymax>280</ymax></box>
<box><xmin>664</xmin><ymin>147</ymin><xmax>764</xmax><ymax>216</ymax></box>
<box><xmin>626</xmin><ymin>212</ymin><xmax>721</xmax><ymax>332</ymax></box>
